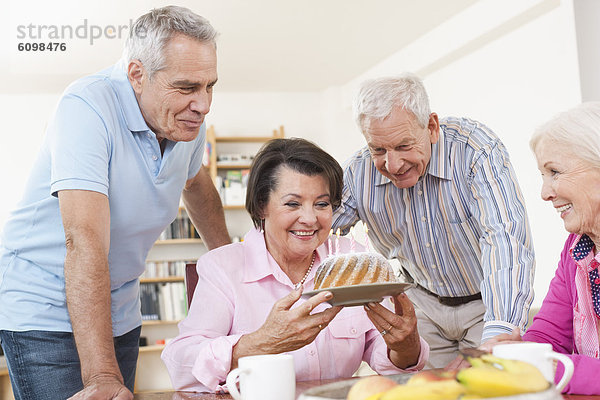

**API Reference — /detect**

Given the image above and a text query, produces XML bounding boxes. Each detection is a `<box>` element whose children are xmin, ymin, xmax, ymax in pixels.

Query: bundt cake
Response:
<box><xmin>313</xmin><ymin>252</ymin><xmax>397</xmax><ymax>289</ymax></box>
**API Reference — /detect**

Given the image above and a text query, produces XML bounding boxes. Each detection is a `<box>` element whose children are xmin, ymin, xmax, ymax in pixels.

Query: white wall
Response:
<box><xmin>0</xmin><ymin>93</ymin><xmax>60</xmax><ymax>231</ymax></box>
<box><xmin>0</xmin><ymin>0</ymin><xmax>585</xmax><ymax>307</ymax></box>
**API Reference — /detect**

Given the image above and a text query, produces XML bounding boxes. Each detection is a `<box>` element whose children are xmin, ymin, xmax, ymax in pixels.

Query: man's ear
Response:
<box><xmin>127</xmin><ymin>60</ymin><xmax>145</xmax><ymax>94</ymax></box>
<box><xmin>428</xmin><ymin>112</ymin><xmax>440</xmax><ymax>144</ymax></box>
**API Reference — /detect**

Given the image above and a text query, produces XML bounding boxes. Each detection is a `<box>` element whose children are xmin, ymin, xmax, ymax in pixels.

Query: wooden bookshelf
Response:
<box><xmin>139</xmin><ymin>344</ymin><xmax>166</xmax><ymax>353</ymax></box>
<box><xmin>141</xmin><ymin>320</ymin><xmax>181</xmax><ymax>326</ymax></box>
<box><xmin>139</xmin><ymin>276</ymin><xmax>184</xmax><ymax>284</ymax></box>
<box><xmin>215</xmin><ymin>135</ymin><xmax>282</xmax><ymax>143</ymax></box>
<box><xmin>206</xmin><ymin>125</ymin><xmax>284</xmax><ymax>186</ymax></box>
<box><xmin>216</xmin><ymin>163</ymin><xmax>253</xmax><ymax>169</ymax></box>
<box><xmin>223</xmin><ymin>205</ymin><xmax>246</xmax><ymax>210</ymax></box>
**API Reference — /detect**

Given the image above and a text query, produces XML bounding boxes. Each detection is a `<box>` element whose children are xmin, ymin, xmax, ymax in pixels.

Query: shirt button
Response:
<box><xmin>426</xmin><ymin>243</ymin><xmax>431</xmax><ymax>248</ymax></box>
<box><xmin>421</xmin><ymin>216</ymin><xmax>427</xmax><ymax>222</ymax></box>
<box><xmin>350</xmin><ymin>328</ymin><xmax>357</xmax><ymax>334</ymax></box>
<box><xmin>152</xmin><ymin>155</ymin><xmax>158</xmax><ymax>161</ymax></box>
<box><xmin>147</xmin><ymin>133</ymin><xmax>151</xmax><ymax>138</ymax></box>
<box><xmin>309</xmin><ymin>350</ymin><xmax>316</xmax><ymax>356</ymax></box>
<box><xmin>431</xmin><ymin>264</ymin><xmax>437</xmax><ymax>269</ymax></box>
<box><xmin>418</xmin><ymin>190</ymin><xmax>423</xmax><ymax>195</ymax></box>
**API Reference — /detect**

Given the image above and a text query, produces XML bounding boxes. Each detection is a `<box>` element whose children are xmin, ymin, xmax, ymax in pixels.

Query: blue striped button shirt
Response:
<box><xmin>332</xmin><ymin>116</ymin><xmax>535</xmax><ymax>341</ymax></box>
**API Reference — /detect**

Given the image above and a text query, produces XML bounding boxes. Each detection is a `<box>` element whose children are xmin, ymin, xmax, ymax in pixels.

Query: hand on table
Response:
<box><xmin>68</xmin><ymin>375</ymin><xmax>132</xmax><ymax>400</ymax></box>
<box><xmin>478</xmin><ymin>328</ymin><xmax>523</xmax><ymax>352</ymax></box>
<box><xmin>364</xmin><ymin>293</ymin><xmax>421</xmax><ymax>369</ymax></box>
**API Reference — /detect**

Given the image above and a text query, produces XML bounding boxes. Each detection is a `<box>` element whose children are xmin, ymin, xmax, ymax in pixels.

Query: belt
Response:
<box><xmin>401</xmin><ymin>268</ymin><xmax>482</xmax><ymax>307</ymax></box>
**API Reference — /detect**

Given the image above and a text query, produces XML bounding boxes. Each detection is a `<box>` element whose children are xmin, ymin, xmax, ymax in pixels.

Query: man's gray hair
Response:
<box><xmin>353</xmin><ymin>73</ymin><xmax>431</xmax><ymax>133</ymax></box>
<box><xmin>530</xmin><ymin>102</ymin><xmax>600</xmax><ymax>168</ymax></box>
<box><xmin>123</xmin><ymin>5</ymin><xmax>218</xmax><ymax>76</ymax></box>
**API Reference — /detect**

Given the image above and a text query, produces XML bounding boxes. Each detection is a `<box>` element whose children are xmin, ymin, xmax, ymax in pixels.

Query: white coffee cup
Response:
<box><xmin>492</xmin><ymin>342</ymin><xmax>574</xmax><ymax>391</ymax></box>
<box><xmin>226</xmin><ymin>354</ymin><xmax>295</xmax><ymax>400</ymax></box>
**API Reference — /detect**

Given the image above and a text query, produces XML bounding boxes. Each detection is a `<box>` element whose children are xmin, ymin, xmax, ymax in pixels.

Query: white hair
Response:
<box><xmin>530</xmin><ymin>102</ymin><xmax>600</xmax><ymax>168</ymax></box>
<box><xmin>353</xmin><ymin>73</ymin><xmax>431</xmax><ymax>133</ymax></box>
<box><xmin>123</xmin><ymin>5</ymin><xmax>217</xmax><ymax>76</ymax></box>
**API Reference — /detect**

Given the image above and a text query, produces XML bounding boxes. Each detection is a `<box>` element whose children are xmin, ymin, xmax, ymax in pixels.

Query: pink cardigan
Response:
<box><xmin>523</xmin><ymin>233</ymin><xmax>600</xmax><ymax>395</ymax></box>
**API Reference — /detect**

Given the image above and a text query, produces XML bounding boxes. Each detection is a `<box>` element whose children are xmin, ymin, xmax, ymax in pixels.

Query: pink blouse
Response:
<box><xmin>161</xmin><ymin>228</ymin><xmax>428</xmax><ymax>392</ymax></box>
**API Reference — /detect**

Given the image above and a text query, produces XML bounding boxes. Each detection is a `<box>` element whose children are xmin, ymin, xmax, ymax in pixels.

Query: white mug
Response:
<box><xmin>225</xmin><ymin>354</ymin><xmax>295</xmax><ymax>400</ymax></box>
<box><xmin>492</xmin><ymin>342</ymin><xmax>574</xmax><ymax>391</ymax></box>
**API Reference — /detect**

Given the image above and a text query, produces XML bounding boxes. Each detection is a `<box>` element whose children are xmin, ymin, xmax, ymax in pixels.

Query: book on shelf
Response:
<box><xmin>158</xmin><ymin>208</ymin><xmax>199</xmax><ymax>240</ymax></box>
<box><xmin>216</xmin><ymin>153</ymin><xmax>254</xmax><ymax>166</ymax></box>
<box><xmin>142</xmin><ymin>260</ymin><xmax>187</xmax><ymax>279</ymax></box>
<box><xmin>140</xmin><ymin>281</ymin><xmax>187</xmax><ymax>321</ymax></box>
<box><xmin>215</xmin><ymin>168</ymin><xmax>250</xmax><ymax>206</ymax></box>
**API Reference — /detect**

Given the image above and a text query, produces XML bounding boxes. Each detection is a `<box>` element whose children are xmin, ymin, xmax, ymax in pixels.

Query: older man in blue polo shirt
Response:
<box><xmin>0</xmin><ymin>6</ymin><xmax>230</xmax><ymax>400</ymax></box>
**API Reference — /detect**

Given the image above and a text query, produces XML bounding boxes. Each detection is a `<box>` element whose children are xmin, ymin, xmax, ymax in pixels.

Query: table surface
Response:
<box><xmin>132</xmin><ymin>378</ymin><xmax>600</xmax><ymax>400</ymax></box>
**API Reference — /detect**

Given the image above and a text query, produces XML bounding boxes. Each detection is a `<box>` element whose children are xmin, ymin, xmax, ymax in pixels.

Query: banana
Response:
<box><xmin>379</xmin><ymin>379</ymin><xmax>465</xmax><ymax>400</ymax></box>
<box><xmin>456</xmin><ymin>354</ymin><xmax>549</xmax><ymax>397</ymax></box>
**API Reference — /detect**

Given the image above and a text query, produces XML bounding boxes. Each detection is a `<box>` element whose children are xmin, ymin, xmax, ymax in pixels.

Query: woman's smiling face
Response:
<box><xmin>536</xmin><ymin>139</ymin><xmax>600</xmax><ymax>241</ymax></box>
<box><xmin>262</xmin><ymin>166</ymin><xmax>333</xmax><ymax>263</ymax></box>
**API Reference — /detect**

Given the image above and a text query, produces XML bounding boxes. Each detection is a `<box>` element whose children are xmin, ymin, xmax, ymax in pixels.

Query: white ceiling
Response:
<box><xmin>2</xmin><ymin>0</ymin><xmax>478</xmax><ymax>93</ymax></box>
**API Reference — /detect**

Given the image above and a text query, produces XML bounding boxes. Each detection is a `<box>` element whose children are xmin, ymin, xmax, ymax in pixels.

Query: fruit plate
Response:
<box><xmin>302</xmin><ymin>283</ymin><xmax>415</xmax><ymax>307</ymax></box>
<box><xmin>297</xmin><ymin>373</ymin><xmax>562</xmax><ymax>400</ymax></box>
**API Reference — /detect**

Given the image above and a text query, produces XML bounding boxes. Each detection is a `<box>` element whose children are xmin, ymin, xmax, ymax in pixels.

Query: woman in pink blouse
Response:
<box><xmin>161</xmin><ymin>138</ymin><xmax>428</xmax><ymax>392</ymax></box>
<box><xmin>481</xmin><ymin>102</ymin><xmax>600</xmax><ymax>395</ymax></box>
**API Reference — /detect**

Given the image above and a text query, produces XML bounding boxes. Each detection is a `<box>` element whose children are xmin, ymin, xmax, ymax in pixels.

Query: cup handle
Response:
<box><xmin>547</xmin><ymin>352</ymin><xmax>574</xmax><ymax>392</ymax></box>
<box><xmin>226</xmin><ymin>367</ymin><xmax>247</xmax><ymax>400</ymax></box>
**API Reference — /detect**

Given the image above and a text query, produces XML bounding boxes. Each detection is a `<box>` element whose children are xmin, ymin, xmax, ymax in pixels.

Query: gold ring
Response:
<box><xmin>380</xmin><ymin>329</ymin><xmax>387</xmax><ymax>336</ymax></box>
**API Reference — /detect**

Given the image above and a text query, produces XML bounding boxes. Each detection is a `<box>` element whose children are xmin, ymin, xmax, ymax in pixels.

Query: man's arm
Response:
<box><xmin>331</xmin><ymin>161</ymin><xmax>361</xmax><ymax>235</ymax></box>
<box><xmin>182</xmin><ymin>167</ymin><xmax>231</xmax><ymax>250</ymax></box>
<box><xmin>471</xmin><ymin>140</ymin><xmax>535</xmax><ymax>342</ymax></box>
<box><xmin>59</xmin><ymin>189</ymin><xmax>132</xmax><ymax>399</ymax></box>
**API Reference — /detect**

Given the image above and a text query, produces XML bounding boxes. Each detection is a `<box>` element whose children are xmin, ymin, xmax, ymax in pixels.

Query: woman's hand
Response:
<box><xmin>232</xmin><ymin>288</ymin><xmax>342</xmax><ymax>367</ymax></box>
<box><xmin>364</xmin><ymin>293</ymin><xmax>421</xmax><ymax>369</ymax></box>
<box><xmin>478</xmin><ymin>328</ymin><xmax>523</xmax><ymax>352</ymax></box>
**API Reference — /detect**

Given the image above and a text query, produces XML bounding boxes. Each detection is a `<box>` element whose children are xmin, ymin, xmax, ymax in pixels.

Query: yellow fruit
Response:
<box><xmin>379</xmin><ymin>379</ymin><xmax>465</xmax><ymax>400</ymax></box>
<box><xmin>456</xmin><ymin>354</ymin><xmax>549</xmax><ymax>397</ymax></box>
<box><xmin>347</xmin><ymin>376</ymin><xmax>398</xmax><ymax>400</ymax></box>
<box><xmin>364</xmin><ymin>394</ymin><xmax>384</xmax><ymax>400</ymax></box>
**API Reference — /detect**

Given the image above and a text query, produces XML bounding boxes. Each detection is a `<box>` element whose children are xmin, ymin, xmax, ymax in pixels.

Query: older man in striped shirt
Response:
<box><xmin>332</xmin><ymin>73</ymin><xmax>535</xmax><ymax>368</ymax></box>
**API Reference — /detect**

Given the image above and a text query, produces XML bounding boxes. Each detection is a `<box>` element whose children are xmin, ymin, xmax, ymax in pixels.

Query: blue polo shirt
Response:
<box><xmin>0</xmin><ymin>61</ymin><xmax>205</xmax><ymax>336</ymax></box>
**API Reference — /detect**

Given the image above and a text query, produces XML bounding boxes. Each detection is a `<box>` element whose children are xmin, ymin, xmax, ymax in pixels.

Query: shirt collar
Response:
<box><xmin>428</xmin><ymin>128</ymin><xmax>452</xmax><ymax>180</ymax></box>
<box><xmin>570</xmin><ymin>234</ymin><xmax>596</xmax><ymax>262</ymax></box>
<box><xmin>109</xmin><ymin>59</ymin><xmax>152</xmax><ymax>133</ymax></box>
<box><xmin>242</xmin><ymin>228</ymin><xmax>327</xmax><ymax>286</ymax></box>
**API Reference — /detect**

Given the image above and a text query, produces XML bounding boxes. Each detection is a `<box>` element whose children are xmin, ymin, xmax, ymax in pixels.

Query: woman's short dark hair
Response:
<box><xmin>245</xmin><ymin>138</ymin><xmax>343</xmax><ymax>228</ymax></box>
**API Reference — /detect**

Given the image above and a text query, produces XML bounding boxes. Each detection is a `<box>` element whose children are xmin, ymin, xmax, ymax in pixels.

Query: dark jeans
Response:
<box><xmin>0</xmin><ymin>326</ymin><xmax>140</xmax><ymax>400</ymax></box>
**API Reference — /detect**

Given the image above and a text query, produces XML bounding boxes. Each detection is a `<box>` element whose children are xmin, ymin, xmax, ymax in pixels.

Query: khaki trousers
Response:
<box><xmin>406</xmin><ymin>286</ymin><xmax>485</xmax><ymax>369</ymax></box>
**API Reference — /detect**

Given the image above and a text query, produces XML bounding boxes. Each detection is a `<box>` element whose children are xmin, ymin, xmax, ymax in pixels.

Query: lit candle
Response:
<box><xmin>328</xmin><ymin>229</ymin><xmax>333</xmax><ymax>256</ymax></box>
<box><xmin>350</xmin><ymin>226</ymin><xmax>356</xmax><ymax>253</ymax></box>
<box><xmin>364</xmin><ymin>225</ymin><xmax>371</xmax><ymax>252</ymax></box>
<box><xmin>335</xmin><ymin>228</ymin><xmax>341</xmax><ymax>255</ymax></box>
